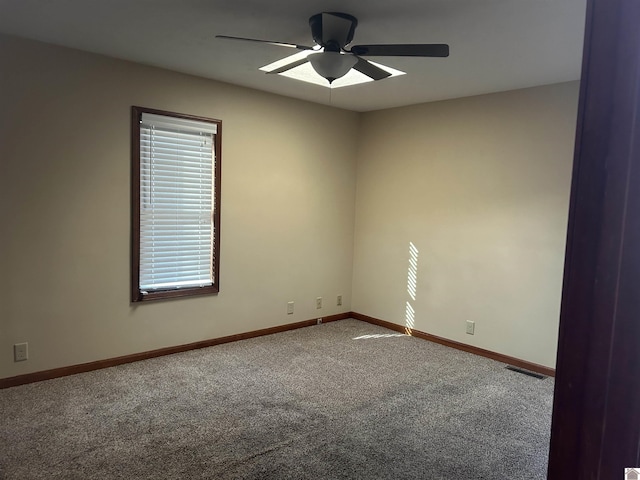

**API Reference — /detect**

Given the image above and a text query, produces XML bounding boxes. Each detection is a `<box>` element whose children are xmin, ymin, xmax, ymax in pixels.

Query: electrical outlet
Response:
<box><xmin>466</xmin><ymin>320</ymin><xmax>475</xmax><ymax>335</ymax></box>
<box><xmin>317</xmin><ymin>318</ymin><xmax>323</xmax><ymax>325</ymax></box>
<box><xmin>287</xmin><ymin>301</ymin><xmax>294</xmax><ymax>315</ymax></box>
<box><xmin>316</xmin><ymin>297</ymin><xmax>322</xmax><ymax>309</ymax></box>
<box><xmin>337</xmin><ymin>295</ymin><xmax>343</xmax><ymax>306</ymax></box>
<box><xmin>14</xmin><ymin>343</ymin><xmax>28</xmax><ymax>362</ymax></box>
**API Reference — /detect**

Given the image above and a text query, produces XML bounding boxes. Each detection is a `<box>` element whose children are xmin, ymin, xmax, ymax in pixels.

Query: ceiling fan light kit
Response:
<box><xmin>217</xmin><ymin>12</ymin><xmax>449</xmax><ymax>86</ymax></box>
<box><xmin>308</xmin><ymin>52</ymin><xmax>358</xmax><ymax>83</ymax></box>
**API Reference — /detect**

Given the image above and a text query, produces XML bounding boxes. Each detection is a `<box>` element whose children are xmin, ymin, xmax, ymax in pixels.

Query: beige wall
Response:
<box><xmin>353</xmin><ymin>82</ymin><xmax>579</xmax><ymax>368</ymax></box>
<box><xmin>0</xmin><ymin>35</ymin><xmax>359</xmax><ymax>379</ymax></box>
<box><xmin>0</xmin><ymin>34</ymin><xmax>579</xmax><ymax>379</ymax></box>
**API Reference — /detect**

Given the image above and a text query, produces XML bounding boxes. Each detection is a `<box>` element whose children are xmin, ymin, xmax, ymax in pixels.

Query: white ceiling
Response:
<box><xmin>0</xmin><ymin>0</ymin><xmax>586</xmax><ymax>112</ymax></box>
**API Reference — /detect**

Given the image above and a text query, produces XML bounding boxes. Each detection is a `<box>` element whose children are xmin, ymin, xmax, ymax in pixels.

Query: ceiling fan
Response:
<box><xmin>217</xmin><ymin>12</ymin><xmax>449</xmax><ymax>84</ymax></box>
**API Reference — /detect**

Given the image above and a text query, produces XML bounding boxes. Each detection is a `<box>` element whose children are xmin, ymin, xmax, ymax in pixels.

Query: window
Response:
<box><xmin>131</xmin><ymin>106</ymin><xmax>221</xmax><ymax>302</ymax></box>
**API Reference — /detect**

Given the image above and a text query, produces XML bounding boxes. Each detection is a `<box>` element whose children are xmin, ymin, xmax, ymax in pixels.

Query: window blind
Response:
<box><xmin>139</xmin><ymin>112</ymin><xmax>216</xmax><ymax>292</ymax></box>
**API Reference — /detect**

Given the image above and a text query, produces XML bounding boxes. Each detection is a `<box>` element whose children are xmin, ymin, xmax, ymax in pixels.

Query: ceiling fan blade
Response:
<box><xmin>350</xmin><ymin>44</ymin><xmax>449</xmax><ymax>57</ymax></box>
<box><xmin>353</xmin><ymin>57</ymin><xmax>392</xmax><ymax>81</ymax></box>
<box><xmin>216</xmin><ymin>35</ymin><xmax>313</xmax><ymax>51</ymax></box>
<box><xmin>265</xmin><ymin>57</ymin><xmax>310</xmax><ymax>74</ymax></box>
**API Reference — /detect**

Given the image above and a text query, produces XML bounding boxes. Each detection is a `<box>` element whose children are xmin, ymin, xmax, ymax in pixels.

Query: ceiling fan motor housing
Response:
<box><xmin>309</xmin><ymin>12</ymin><xmax>358</xmax><ymax>51</ymax></box>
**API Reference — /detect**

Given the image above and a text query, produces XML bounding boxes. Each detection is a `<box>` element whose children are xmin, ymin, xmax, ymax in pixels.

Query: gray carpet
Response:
<box><xmin>0</xmin><ymin>319</ymin><xmax>554</xmax><ymax>479</ymax></box>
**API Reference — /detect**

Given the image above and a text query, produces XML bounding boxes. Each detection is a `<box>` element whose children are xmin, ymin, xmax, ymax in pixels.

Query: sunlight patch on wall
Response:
<box><xmin>405</xmin><ymin>242</ymin><xmax>419</xmax><ymax>335</ymax></box>
<box><xmin>408</xmin><ymin>242</ymin><xmax>419</xmax><ymax>301</ymax></box>
<box><xmin>405</xmin><ymin>301</ymin><xmax>415</xmax><ymax>335</ymax></box>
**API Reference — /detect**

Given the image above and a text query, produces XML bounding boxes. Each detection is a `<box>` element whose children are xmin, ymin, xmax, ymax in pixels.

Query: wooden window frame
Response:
<box><xmin>130</xmin><ymin>106</ymin><xmax>222</xmax><ymax>302</ymax></box>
